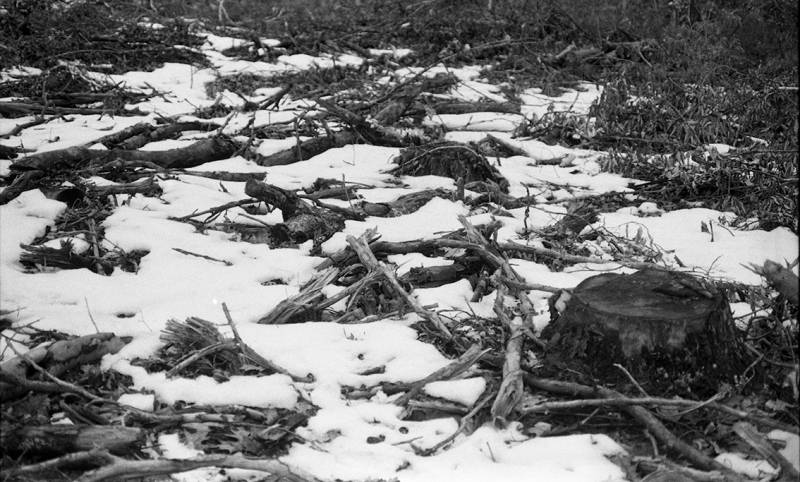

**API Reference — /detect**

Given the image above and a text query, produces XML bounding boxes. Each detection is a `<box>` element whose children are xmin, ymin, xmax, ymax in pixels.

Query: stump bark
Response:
<box><xmin>544</xmin><ymin>269</ymin><xmax>744</xmax><ymax>396</ymax></box>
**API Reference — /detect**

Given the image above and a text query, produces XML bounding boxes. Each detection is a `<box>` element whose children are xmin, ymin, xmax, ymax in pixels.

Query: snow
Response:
<box><xmin>1</xmin><ymin>27</ymin><xmax>797</xmax><ymax>482</ymax></box>
<box><xmin>425</xmin><ymin>112</ymin><xmax>524</xmax><ymax>131</ymax></box>
<box><xmin>597</xmin><ymin>208</ymin><xmax>798</xmax><ymax>284</ymax></box>
<box><xmin>424</xmin><ymin>377</ymin><xmax>486</xmax><ymax>406</ymax></box>
<box><xmin>0</xmin><ymin>114</ymin><xmax>155</xmax><ymax>153</ymax></box>
<box><xmin>322</xmin><ymin>197</ymin><xmax>469</xmax><ymax>253</ymax></box>
<box><xmin>768</xmin><ymin>430</ymin><xmax>800</xmax><ymax>472</ymax></box>
<box><xmin>117</xmin><ymin>393</ymin><xmax>155</xmax><ymax>411</ymax></box>
<box><xmin>715</xmin><ymin>452</ymin><xmax>779</xmax><ymax>478</ymax></box>
<box><xmin>519</xmin><ymin>83</ymin><xmax>602</xmax><ymax>118</ymax></box>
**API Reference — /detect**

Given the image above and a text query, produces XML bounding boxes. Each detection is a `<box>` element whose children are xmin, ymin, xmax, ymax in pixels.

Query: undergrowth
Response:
<box><xmin>2</xmin><ymin>0</ymin><xmax>797</xmax><ymax>232</ymax></box>
<box><xmin>0</xmin><ymin>0</ymin><xmax>206</xmax><ymax>72</ymax></box>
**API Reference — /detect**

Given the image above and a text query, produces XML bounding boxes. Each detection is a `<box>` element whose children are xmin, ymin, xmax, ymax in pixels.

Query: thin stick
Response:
<box><xmin>171</xmin><ymin>198</ymin><xmax>260</xmax><ymax>222</ymax></box>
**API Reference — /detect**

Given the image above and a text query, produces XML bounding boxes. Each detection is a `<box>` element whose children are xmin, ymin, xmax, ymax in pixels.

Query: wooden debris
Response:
<box><xmin>524</xmin><ymin>375</ymin><xmax>744</xmax><ymax>476</ymax></box>
<box><xmin>429</xmin><ymin>100</ymin><xmax>520</xmax><ymax>115</ymax></box>
<box><xmin>360</xmin><ymin>188</ymin><xmax>454</xmax><ymax>218</ymax></box>
<box><xmin>245</xmin><ymin>179</ymin><xmax>344</xmax><ymax>246</ymax></box>
<box><xmin>258</xmin><ymin>268</ymin><xmax>340</xmax><ymax>324</ymax></box>
<box><xmin>0</xmin><ymin>424</ymin><xmax>143</xmax><ymax>457</ymax></box>
<box><xmin>0</xmin><ymin>101</ymin><xmax>144</xmax><ymax>117</ymax></box>
<box><xmin>346</xmin><ymin>233</ymin><xmax>453</xmax><ymax>339</ymax></box>
<box><xmin>10</xmin><ymin>136</ymin><xmax>238</xmax><ymax>172</ymax></box>
<box><xmin>19</xmin><ymin>242</ymin><xmax>114</xmax><ymax>274</ymax></box>
<box><xmin>254</xmin><ymin>131</ymin><xmax>356</xmax><ymax>166</ymax></box>
<box><xmin>733</xmin><ymin>421</ymin><xmax>800</xmax><ymax>480</ymax></box>
<box><xmin>86</xmin><ymin>176</ymin><xmax>162</xmax><ymax>198</ymax></box>
<box><xmin>0</xmin><ymin>333</ymin><xmax>128</xmax><ymax>402</ymax></box>
<box><xmin>489</xmin><ymin>283</ymin><xmax>525</xmax><ymax>427</ymax></box>
<box><xmin>394</xmin><ymin>343</ymin><xmax>488</xmax><ymax>407</ymax></box>
<box><xmin>73</xmin><ymin>452</ymin><xmax>320</xmax><ymax>482</ymax></box>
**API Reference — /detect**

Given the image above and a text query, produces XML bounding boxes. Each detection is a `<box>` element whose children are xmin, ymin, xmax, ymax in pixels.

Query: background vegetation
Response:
<box><xmin>0</xmin><ymin>0</ymin><xmax>797</xmax><ymax>230</ymax></box>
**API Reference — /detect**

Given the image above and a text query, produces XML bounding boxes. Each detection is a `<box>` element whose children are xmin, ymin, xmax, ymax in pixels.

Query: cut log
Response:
<box><xmin>543</xmin><ymin>269</ymin><xmax>744</xmax><ymax>395</ymax></box>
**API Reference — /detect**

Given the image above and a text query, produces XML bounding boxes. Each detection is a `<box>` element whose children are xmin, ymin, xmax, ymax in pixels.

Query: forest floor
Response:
<box><xmin>0</xmin><ymin>2</ymin><xmax>798</xmax><ymax>481</ymax></box>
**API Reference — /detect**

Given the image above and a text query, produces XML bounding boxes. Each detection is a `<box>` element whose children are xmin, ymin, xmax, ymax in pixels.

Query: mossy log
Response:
<box><xmin>544</xmin><ymin>269</ymin><xmax>744</xmax><ymax>395</ymax></box>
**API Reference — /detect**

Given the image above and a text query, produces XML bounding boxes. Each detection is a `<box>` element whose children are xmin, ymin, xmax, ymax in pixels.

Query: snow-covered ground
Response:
<box><xmin>1</xmin><ymin>32</ymin><xmax>797</xmax><ymax>481</ymax></box>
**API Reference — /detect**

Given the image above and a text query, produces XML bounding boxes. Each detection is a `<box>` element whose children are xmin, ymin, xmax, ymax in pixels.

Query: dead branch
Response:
<box><xmin>10</xmin><ymin>136</ymin><xmax>238</xmax><ymax>173</ymax></box>
<box><xmin>74</xmin><ymin>452</ymin><xmax>320</xmax><ymax>482</ymax></box>
<box><xmin>86</xmin><ymin>176</ymin><xmax>162</xmax><ymax>197</ymax></box>
<box><xmin>254</xmin><ymin>131</ymin><xmax>356</xmax><ymax>166</ymax></box>
<box><xmin>418</xmin><ymin>384</ymin><xmax>497</xmax><ymax>456</ymax></box>
<box><xmin>0</xmin><ymin>101</ymin><xmax>144</xmax><ymax>117</ymax></box>
<box><xmin>523</xmin><ymin>375</ymin><xmax>746</xmax><ymax>477</ymax></box>
<box><xmin>4</xmin><ymin>449</ymin><xmax>114</xmax><ymax>478</ymax></box>
<box><xmin>489</xmin><ymin>283</ymin><xmax>525</xmax><ymax>427</ymax></box>
<box><xmin>0</xmin><ymin>170</ymin><xmax>46</xmax><ymax>204</ymax></box>
<box><xmin>0</xmin><ymin>333</ymin><xmax>128</xmax><ymax>401</ymax></box>
<box><xmin>257</xmin><ymin>268</ymin><xmax>340</xmax><ymax>324</ymax></box>
<box><xmin>732</xmin><ymin>422</ymin><xmax>800</xmax><ymax>480</ymax></box>
<box><xmin>170</xmin><ymin>198</ymin><xmax>260</xmax><ymax>222</ymax></box>
<box><xmin>394</xmin><ymin>344</ymin><xmax>488</xmax><ymax>407</ymax></box>
<box><xmin>497</xmin><ymin>275</ymin><xmax>562</xmax><ymax>293</ymax></box>
<box><xmin>0</xmin><ymin>424</ymin><xmax>143</xmax><ymax>457</ymax></box>
<box><xmin>114</xmin><ymin>121</ymin><xmax>217</xmax><ymax>150</ymax></box>
<box><xmin>518</xmin><ymin>396</ymin><xmax>797</xmax><ymax>433</ymax></box>
<box><xmin>222</xmin><ymin>303</ymin><xmax>312</xmax><ymax>382</ymax></box>
<box><xmin>246</xmin><ymin>179</ymin><xmax>344</xmax><ymax>245</ymax></box>
<box><xmin>346</xmin><ymin>233</ymin><xmax>453</xmax><ymax>339</ymax></box>
<box><xmin>178</xmin><ymin>170</ymin><xmax>267</xmax><ymax>182</ymax></box>
<box><xmin>19</xmin><ymin>242</ymin><xmax>113</xmax><ymax>274</ymax></box>
<box><xmin>430</xmin><ymin>100</ymin><xmax>520</xmax><ymax>115</ymax></box>
<box><xmin>500</xmin><ymin>240</ymin><xmax>667</xmax><ymax>271</ymax></box>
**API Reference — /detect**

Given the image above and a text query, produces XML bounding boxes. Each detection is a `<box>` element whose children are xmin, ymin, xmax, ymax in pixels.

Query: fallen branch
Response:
<box><xmin>0</xmin><ymin>424</ymin><xmax>143</xmax><ymax>458</ymax></box>
<box><xmin>74</xmin><ymin>452</ymin><xmax>320</xmax><ymax>482</ymax></box>
<box><xmin>500</xmin><ymin>240</ymin><xmax>667</xmax><ymax>271</ymax></box>
<box><xmin>246</xmin><ymin>179</ymin><xmax>344</xmax><ymax>245</ymax></box>
<box><xmin>0</xmin><ymin>101</ymin><xmax>143</xmax><ymax>117</ymax></box>
<box><xmin>346</xmin><ymin>233</ymin><xmax>453</xmax><ymax>339</ymax></box>
<box><xmin>733</xmin><ymin>422</ymin><xmax>800</xmax><ymax>480</ymax></box>
<box><xmin>257</xmin><ymin>268</ymin><xmax>340</xmax><ymax>324</ymax></box>
<box><xmin>254</xmin><ymin>131</ymin><xmax>356</xmax><ymax>166</ymax></box>
<box><xmin>523</xmin><ymin>375</ymin><xmax>746</xmax><ymax>477</ymax></box>
<box><xmin>170</xmin><ymin>198</ymin><xmax>260</xmax><ymax>223</ymax></box>
<box><xmin>3</xmin><ymin>448</ymin><xmax>114</xmax><ymax>478</ymax></box>
<box><xmin>10</xmin><ymin>136</ymin><xmax>238</xmax><ymax>173</ymax></box>
<box><xmin>0</xmin><ymin>333</ymin><xmax>128</xmax><ymax>402</ymax></box>
<box><xmin>489</xmin><ymin>283</ymin><xmax>525</xmax><ymax>427</ymax></box>
<box><xmin>222</xmin><ymin>303</ymin><xmax>311</xmax><ymax>383</ymax></box>
<box><xmin>418</xmin><ymin>384</ymin><xmax>496</xmax><ymax>456</ymax></box>
<box><xmin>394</xmin><ymin>343</ymin><xmax>488</xmax><ymax>407</ymax></box>
<box><xmin>518</xmin><ymin>396</ymin><xmax>797</xmax><ymax>434</ymax></box>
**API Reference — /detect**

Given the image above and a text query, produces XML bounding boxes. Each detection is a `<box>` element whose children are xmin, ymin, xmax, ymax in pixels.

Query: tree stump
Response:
<box><xmin>543</xmin><ymin>269</ymin><xmax>744</xmax><ymax>396</ymax></box>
